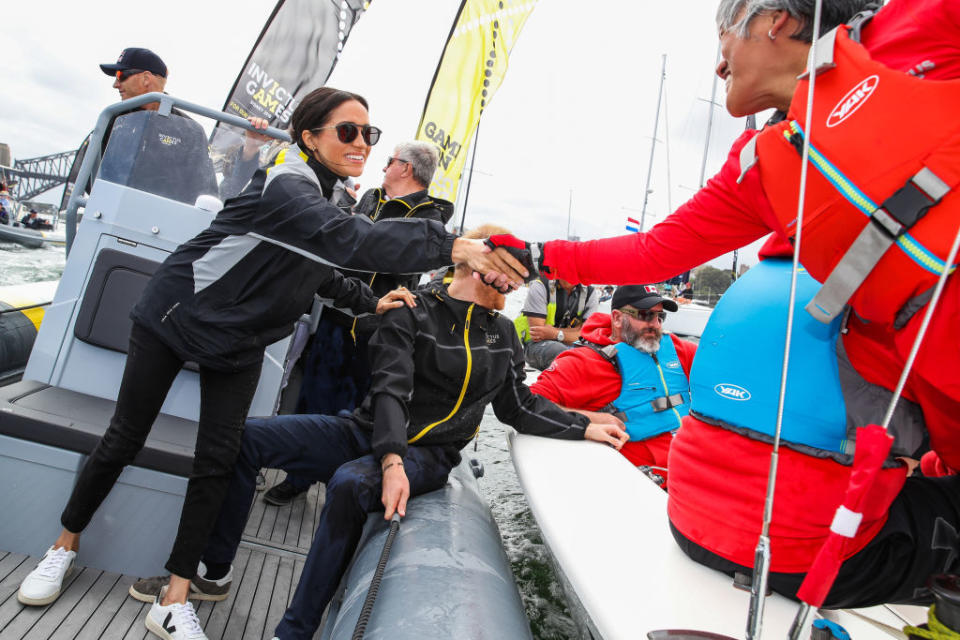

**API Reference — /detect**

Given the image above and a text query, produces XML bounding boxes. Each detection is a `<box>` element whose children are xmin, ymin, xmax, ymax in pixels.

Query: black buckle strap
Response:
<box><xmin>650</xmin><ymin>393</ymin><xmax>686</xmax><ymax>413</ymax></box>
<box><xmin>872</xmin><ymin>179</ymin><xmax>938</xmax><ymax>238</ymax></box>
<box><xmin>806</xmin><ymin>166</ymin><xmax>951</xmax><ymax>324</ymax></box>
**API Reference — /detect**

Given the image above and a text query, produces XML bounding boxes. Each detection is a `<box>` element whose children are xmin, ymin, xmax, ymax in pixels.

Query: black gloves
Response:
<box><xmin>483</xmin><ymin>234</ymin><xmax>550</xmax><ymax>282</ymax></box>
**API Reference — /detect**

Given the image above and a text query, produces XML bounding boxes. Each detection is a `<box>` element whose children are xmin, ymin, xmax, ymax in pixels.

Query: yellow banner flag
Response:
<box><xmin>416</xmin><ymin>0</ymin><xmax>537</xmax><ymax>202</ymax></box>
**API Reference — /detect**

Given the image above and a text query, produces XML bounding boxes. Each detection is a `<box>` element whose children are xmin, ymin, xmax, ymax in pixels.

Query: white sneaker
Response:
<box><xmin>145</xmin><ymin>587</ymin><xmax>208</xmax><ymax>640</ymax></box>
<box><xmin>17</xmin><ymin>546</ymin><xmax>76</xmax><ymax>605</ymax></box>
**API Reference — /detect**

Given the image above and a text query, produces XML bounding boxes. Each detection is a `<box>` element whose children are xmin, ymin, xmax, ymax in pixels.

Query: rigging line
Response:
<box><xmin>746</xmin><ymin>1</ymin><xmax>824</xmax><ymax>638</ymax></box>
<box><xmin>640</xmin><ymin>54</ymin><xmax>667</xmax><ymax>232</ymax></box>
<box><xmin>457</xmin><ymin>118</ymin><xmax>482</xmax><ymax>233</ymax></box>
<box><xmin>699</xmin><ymin>41</ymin><xmax>722</xmax><ymax>189</ymax></box>
<box><xmin>663</xmin><ymin>81</ymin><xmax>674</xmax><ymax>216</ymax></box>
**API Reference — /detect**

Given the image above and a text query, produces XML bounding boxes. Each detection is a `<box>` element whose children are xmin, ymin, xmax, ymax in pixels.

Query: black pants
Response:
<box><xmin>201</xmin><ymin>414</ymin><xmax>458</xmax><ymax>640</ymax></box>
<box><xmin>672</xmin><ymin>473</ymin><xmax>960</xmax><ymax>608</ymax></box>
<box><xmin>60</xmin><ymin>322</ymin><xmax>263</xmax><ymax>579</ymax></box>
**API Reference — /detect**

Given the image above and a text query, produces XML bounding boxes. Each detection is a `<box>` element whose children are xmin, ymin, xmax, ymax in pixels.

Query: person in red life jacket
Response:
<box><xmin>484</xmin><ymin>0</ymin><xmax>960</xmax><ymax>609</ymax></box>
<box><xmin>529</xmin><ymin>285</ymin><xmax>696</xmax><ymax>487</ymax></box>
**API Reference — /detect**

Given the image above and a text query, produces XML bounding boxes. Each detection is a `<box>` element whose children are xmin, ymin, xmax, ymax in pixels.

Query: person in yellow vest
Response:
<box><xmin>515</xmin><ymin>277</ymin><xmax>599</xmax><ymax>370</ymax></box>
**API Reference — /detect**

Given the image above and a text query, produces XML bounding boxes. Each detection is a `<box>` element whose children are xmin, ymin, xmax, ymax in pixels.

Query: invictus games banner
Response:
<box><xmin>416</xmin><ymin>0</ymin><xmax>537</xmax><ymax>202</ymax></box>
<box><xmin>210</xmin><ymin>0</ymin><xmax>371</xmax><ymax>159</ymax></box>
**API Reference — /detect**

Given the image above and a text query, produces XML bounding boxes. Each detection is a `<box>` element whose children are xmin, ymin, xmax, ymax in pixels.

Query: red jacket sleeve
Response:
<box><xmin>542</xmin><ymin>130</ymin><xmax>780</xmax><ymax>285</ymax></box>
<box><xmin>529</xmin><ymin>348</ymin><xmax>621</xmax><ymax>411</ymax></box>
<box><xmin>670</xmin><ymin>334</ymin><xmax>698</xmax><ymax>378</ymax></box>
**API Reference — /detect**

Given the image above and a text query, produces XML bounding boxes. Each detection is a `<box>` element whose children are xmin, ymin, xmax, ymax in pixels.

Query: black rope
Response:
<box><xmin>351</xmin><ymin>513</ymin><xmax>401</xmax><ymax>640</ymax></box>
<box><xmin>0</xmin><ymin>300</ymin><xmax>51</xmax><ymax>316</ymax></box>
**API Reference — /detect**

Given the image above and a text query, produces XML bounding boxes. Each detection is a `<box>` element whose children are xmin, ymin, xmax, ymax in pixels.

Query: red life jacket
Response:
<box><xmin>752</xmin><ymin>25</ymin><xmax>960</xmax><ymax>326</ymax></box>
<box><xmin>668</xmin><ymin>416</ymin><xmax>907</xmax><ymax>572</ymax></box>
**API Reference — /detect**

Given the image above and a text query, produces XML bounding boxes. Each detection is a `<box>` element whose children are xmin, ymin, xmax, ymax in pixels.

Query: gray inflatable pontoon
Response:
<box><xmin>320</xmin><ymin>459</ymin><xmax>533</xmax><ymax>640</ymax></box>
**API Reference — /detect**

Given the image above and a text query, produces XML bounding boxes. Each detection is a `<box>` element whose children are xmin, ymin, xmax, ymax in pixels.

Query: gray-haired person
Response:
<box><xmin>262</xmin><ymin>141</ymin><xmax>455</xmax><ymax>505</ymax></box>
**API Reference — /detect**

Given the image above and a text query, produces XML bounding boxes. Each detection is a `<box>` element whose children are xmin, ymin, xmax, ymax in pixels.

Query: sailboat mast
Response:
<box><xmin>457</xmin><ymin>120</ymin><xmax>481</xmax><ymax>234</ymax></box>
<box><xmin>698</xmin><ymin>43</ymin><xmax>721</xmax><ymax>189</ymax></box>
<box><xmin>566</xmin><ymin>188</ymin><xmax>573</xmax><ymax>240</ymax></box>
<box><xmin>640</xmin><ymin>54</ymin><xmax>667</xmax><ymax>233</ymax></box>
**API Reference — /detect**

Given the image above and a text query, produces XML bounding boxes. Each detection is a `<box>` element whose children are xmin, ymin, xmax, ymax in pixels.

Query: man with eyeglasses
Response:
<box><xmin>262</xmin><ymin>141</ymin><xmax>455</xmax><ymax>506</ymax></box>
<box><xmin>530</xmin><ymin>285</ymin><xmax>697</xmax><ymax>487</ymax></box>
<box><xmin>515</xmin><ymin>277</ymin><xmax>600</xmax><ymax>371</ymax></box>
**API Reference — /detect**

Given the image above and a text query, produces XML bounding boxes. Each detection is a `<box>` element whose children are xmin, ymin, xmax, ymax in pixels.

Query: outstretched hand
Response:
<box><xmin>376</xmin><ymin>287</ymin><xmax>417</xmax><ymax>314</ymax></box>
<box><xmin>482</xmin><ymin>234</ymin><xmax>541</xmax><ymax>283</ymax></box>
<box><xmin>573</xmin><ymin>410</ymin><xmax>626</xmax><ymax>432</ymax></box>
<box><xmin>584</xmin><ymin>420</ymin><xmax>629</xmax><ymax>450</ymax></box>
<box><xmin>451</xmin><ymin>238</ymin><xmax>529</xmax><ymax>292</ymax></box>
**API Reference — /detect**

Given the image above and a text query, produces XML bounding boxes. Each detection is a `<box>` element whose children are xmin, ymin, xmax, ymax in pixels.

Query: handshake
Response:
<box><xmin>484</xmin><ymin>235</ymin><xmax>547</xmax><ymax>281</ymax></box>
<box><xmin>451</xmin><ymin>233</ymin><xmax>558</xmax><ymax>293</ymax></box>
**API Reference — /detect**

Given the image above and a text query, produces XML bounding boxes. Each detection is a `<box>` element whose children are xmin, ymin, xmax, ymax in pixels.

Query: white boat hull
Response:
<box><xmin>669</xmin><ymin>302</ymin><xmax>713</xmax><ymax>339</ymax></box>
<box><xmin>508</xmin><ymin>431</ymin><xmax>924</xmax><ymax>639</ymax></box>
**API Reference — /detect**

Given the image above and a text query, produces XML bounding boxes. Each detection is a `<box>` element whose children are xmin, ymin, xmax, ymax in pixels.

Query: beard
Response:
<box><xmin>475</xmin><ymin>285</ymin><xmax>506</xmax><ymax>311</ymax></box>
<box><xmin>619</xmin><ymin>315</ymin><xmax>662</xmax><ymax>354</ymax></box>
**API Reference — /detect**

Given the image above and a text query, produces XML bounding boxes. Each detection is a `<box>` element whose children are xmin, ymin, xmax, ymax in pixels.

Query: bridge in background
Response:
<box><xmin>0</xmin><ymin>149</ymin><xmax>78</xmax><ymax>202</ymax></box>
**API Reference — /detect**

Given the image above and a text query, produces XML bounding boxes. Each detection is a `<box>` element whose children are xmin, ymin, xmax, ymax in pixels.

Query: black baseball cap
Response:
<box><xmin>100</xmin><ymin>48</ymin><xmax>167</xmax><ymax>78</ymax></box>
<box><xmin>612</xmin><ymin>285</ymin><xmax>679</xmax><ymax>312</ymax></box>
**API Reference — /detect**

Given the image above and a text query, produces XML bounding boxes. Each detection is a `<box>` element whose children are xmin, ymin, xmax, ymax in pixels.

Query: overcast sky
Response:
<box><xmin>3</xmin><ymin>0</ymin><xmax>767</xmax><ymax>269</ymax></box>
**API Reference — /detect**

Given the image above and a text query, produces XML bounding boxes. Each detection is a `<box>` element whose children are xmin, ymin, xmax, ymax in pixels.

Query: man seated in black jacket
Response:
<box><xmin>131</xmin><ymin>224</ymin><xmax>627</xmax><ymax>640</ymax></box>
<box><xmin>264</xmin><ymin>140</ymin><xmax>456</xmax><ymax>504</ymax></box>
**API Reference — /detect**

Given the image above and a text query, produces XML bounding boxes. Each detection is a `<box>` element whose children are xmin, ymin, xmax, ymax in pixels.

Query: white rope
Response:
<box><xmin>747</xmin><ymin>2</ymin><xmax>824</xmax><ymax>638</ymax></box>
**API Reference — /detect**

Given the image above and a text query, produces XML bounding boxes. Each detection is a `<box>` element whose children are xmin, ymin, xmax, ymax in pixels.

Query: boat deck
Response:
<box><xmin>0</xmin><ymin>470</ymin><xmax>324</xmax><ymax>640</ymax></box>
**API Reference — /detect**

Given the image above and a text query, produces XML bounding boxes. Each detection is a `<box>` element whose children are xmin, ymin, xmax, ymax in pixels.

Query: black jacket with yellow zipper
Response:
<box><xmin>325</xmin><ymin>187</ymin><xmax>454</xmax><ymax>336</ymax></box>
<box><xmin>349</xmin><ymin>284</ymin><xmax>589</xmax><ymax>461</ymax></box>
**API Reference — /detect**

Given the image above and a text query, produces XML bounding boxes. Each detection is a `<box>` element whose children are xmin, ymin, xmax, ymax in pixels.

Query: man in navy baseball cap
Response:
<box><xmin>99</xmin><ymin>48</ymin><xmax>169</xmax><ymax>107</ymax></box>
<box><xmin>611</xmin><ymin>284</ymin><xmax>679</xmax><ymax>313</ymax></box>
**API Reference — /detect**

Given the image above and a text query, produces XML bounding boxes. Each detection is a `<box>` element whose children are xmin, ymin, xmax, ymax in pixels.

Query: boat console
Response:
<box><xmin>0</xmin><ymin>96</ymin><xmax>292</xmax><ymax>577</ymax></box>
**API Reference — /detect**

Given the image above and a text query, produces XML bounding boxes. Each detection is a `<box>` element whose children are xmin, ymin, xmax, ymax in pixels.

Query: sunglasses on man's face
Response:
<box><xmin>386</xmin><ymin>156</ymin><xmax>409</xmax><ymax>168</ymax></box>
<box><xmin>619</xmin><ymin>307</ymin><xmax>667</xmax><ymax>323</ymax></box>
<box><xmin>115</xmin><ymin>69</ymin><xmax>147</xmax><ymax>82</ymax></box>
<box><xmin>312</xmin><ymin>122</ymin><xmax>382</xmax><ymax>146</ymax></box>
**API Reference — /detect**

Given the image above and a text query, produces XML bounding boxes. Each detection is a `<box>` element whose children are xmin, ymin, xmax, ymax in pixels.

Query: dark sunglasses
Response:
<box><xmin>115</xmin><ymin>69</ymin><xmax>148</xmax><ymax>82</ymax></box>
<box><xmin>620</xmin><ymin>308</ymin><xmax>667</xmax><ymax>323</ymax></box>
<box><xmin>386</xmin><ymin>156</ymin><xmax>409</xmax><ymax>168</ymax></box>
<box><xmin>312</xmin><ymin>122</ymin><xmax>382</xmax><ymax>146</ymax></box>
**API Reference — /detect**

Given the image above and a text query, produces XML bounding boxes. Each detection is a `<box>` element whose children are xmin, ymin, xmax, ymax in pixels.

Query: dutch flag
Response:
<box><xmin>625</xmin><ymin>216</ymin><xmax>640</xmax><ymax>233</ymax></box>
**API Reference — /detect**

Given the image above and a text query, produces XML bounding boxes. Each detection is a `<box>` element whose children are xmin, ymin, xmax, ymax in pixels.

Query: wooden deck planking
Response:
<box><xmin>0</xmin><ymin>472</ymin><xmax>323</xmax><ymax>640</ymax></box>
<box><xmin>264</xmin><ymin>556</ymin><xmax>295</xmax><ymax>637</ymax></box>
<box><xmin>241</xmin><ymin>551</ymin><xmax>279</xmax><ymax>640</ymax></box>
<box><xmin>221</xmin><ymin>549</ymin><xmax>266</xmax><ymax>639</ymax></box>
<box><xmin>201</xmin><ymin>546</ymin><xmax>252</xmax><ymax>639</ymax></box>
<box><xmin>72</xmin><ymin>574</ymin><xmax>138</xmax><ymax>640</ymax></box>
<box><xmin>243</xmin><ymin>469</ymin><xmax>281</xmax><ymax>540</ymax></box>
<box><xmin>41</xmin><ymin>569</ymin><xmax>120</xmax><ymax>640</ymax></box>
<box><xmin>1</xmin><ymin>566</ymin><xmax>87</xmax><ymax>639</ymax></box>
<box><xmin>297</xmin><ymin>485</ymin><xmax>324</xmax><ymax>550</ymax></box>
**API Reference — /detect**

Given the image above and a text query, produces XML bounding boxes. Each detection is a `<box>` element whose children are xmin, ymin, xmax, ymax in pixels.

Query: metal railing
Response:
<box><xmin>63</xmin><ymin>92</ymin><xmax>291</xmax><ymax>254</ymax></box>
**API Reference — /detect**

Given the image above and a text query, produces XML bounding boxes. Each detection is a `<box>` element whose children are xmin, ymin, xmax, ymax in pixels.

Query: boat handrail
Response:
<box><xmin>63</xmin><ymin>92</ymin><xmax>292</xmax><ymax>254</ymax></box>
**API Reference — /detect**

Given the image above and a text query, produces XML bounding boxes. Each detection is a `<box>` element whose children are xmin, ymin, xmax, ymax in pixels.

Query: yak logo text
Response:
<box><xmin>826</xmin><ymin>75</ymin><xmax>879</xmax><ymax>128</ymax></box>
<box><xmin>714</xmin><ymin>383</ymin><xmax>751</xmax><ymax>401</ymax></box>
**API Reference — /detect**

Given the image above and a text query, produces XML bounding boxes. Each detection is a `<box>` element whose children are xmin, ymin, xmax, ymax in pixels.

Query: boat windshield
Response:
<box><xmin>95</xmin><ymin>108</ymin><xmax>286</xmax><ymax>209</ymax></box>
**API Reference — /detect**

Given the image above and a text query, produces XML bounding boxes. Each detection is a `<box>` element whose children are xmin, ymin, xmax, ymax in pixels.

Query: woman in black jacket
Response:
<box><xmin>17</xmin><ymin>86</ymin><xmax>512</xmax><ymax>640</ymax></box>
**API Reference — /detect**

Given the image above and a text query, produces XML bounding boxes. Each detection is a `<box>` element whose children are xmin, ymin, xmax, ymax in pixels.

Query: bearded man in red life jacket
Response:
<box><xmin>529</xmin><ymin>285</ymin><xmax>697</xmax><ymax>488</ymax></box>
<box><xmin>482</xmin><ymin>0</ymin><xmax>960</xmax><ymax>609</ymax></box>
